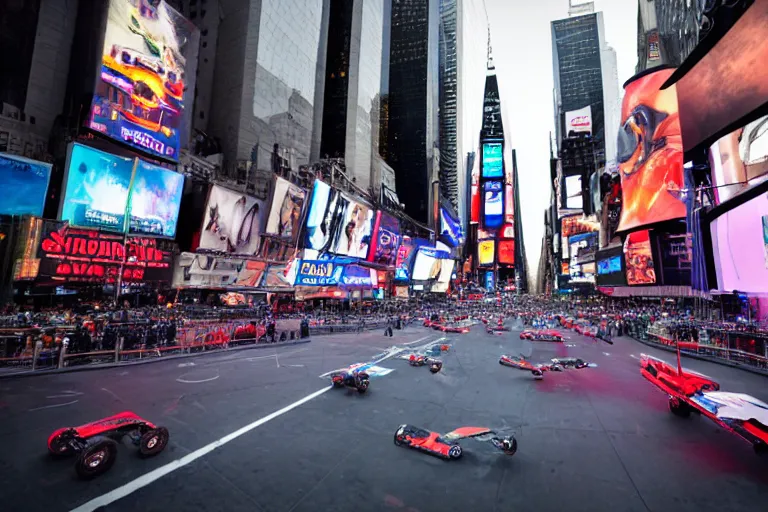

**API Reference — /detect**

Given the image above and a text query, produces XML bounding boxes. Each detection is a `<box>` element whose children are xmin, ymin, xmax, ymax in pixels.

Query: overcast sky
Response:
<box><xmin>486</xmin><ymin>0</ymin><xmax>638</xmax><ymax>288</ymax></box>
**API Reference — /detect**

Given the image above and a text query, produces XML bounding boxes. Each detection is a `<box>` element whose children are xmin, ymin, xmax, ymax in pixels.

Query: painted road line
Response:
<box><xmin>317</xmin><ymin>336</ymin><xmax>440</xmax><ymax>378</ymax></box>
<box><xmin>69</xmin><ymin>386</ymin><xmax>332</xmax><ymax>512</ymax></box>
<box><xmin>29</xmin><ymin>400</ymin><xmax>78</xmax><ymax>412</ymax></box>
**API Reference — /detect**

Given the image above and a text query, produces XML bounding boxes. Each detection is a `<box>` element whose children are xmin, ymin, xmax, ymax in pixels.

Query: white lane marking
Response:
<box><xmin>69</xmin><ymin>386</ymin><xmax>332</xmax><ymax>512</ymax></box>
<box><xmin>603</xmin><ymin>352</ymin><xmax>611</xmax><ymax>356</ymax></box>
<box><xmin>101</xmin><ymin>388</ymin><xmax>122</xmax><ymax>402</ymax></box>
<box><xmin>284</xmin><ymin>364</ymin><xmax>305</xmax><ymax>368</ymax></box>
<box><xmin>629</xmin><ymin>354</ymin><xmax>639</xmax><ymax>360</ymax></box>
<box><xmin>176</xmin><ymin>375</ymin><xmax>220</xmax><ymax>384</ymax></box>
<box><xmin>178</xmin><ymin>362</ymin><xmax>196</xmax><ymax>368</ymax></box>
<box><xmin>46</xmin><ymin>391</ymin><xmax>83</xmax><ymax>399</ymax></box>
<box><xmin>317</xmin><ymin>337</ymin><xmax>437</xmax><ymax>378</ymax></box>
<box><xmin>29</xmin><ymin>400</ymin><xmax>78</xmax><ymax>412</ymax></box>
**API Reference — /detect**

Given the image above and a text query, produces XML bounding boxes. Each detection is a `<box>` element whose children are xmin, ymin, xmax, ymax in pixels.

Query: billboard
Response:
<box><xmin>295</xmin><ymin>260</ymin><xmax>344</xmax><ymax>287</ymax></box>
<box><xmin>656</xmin><ymin>231</ymin><xmax>692</xmax><ymax>286</ymax></box>
<box><xmin>88</xmin><ymin>0</ymin><xmax>198</xmax><ymax>161</ymax></box>
<box><xmin>265</xmin><ymin>177</ymin><xmax>306</xmax><ymax>240</ymax></box>
<box><xmin>624</xmin><ymin>230</ymin><xmax>656</xmax><ymax>286</ymax></box>
<box><xmin>412</xmin><ymin>247</ymin><xmax>448</xmax><ymax>281</ymax></box>
<box><xmin>565</xmin><ymin>175</ymin><xmax>583</xmax><ymax>210</ymax></box>
<box><xmin>328</xmin><ymin>194</ymin><xmax>374</xmax><ymax>258</ymax></box>
<box><xmin>59</xmin><ymin>143</ymin><xmax>135</xmax><ymax>232</ymax></box>
<box><xmin>564</xmin><ymin>105</ymin><xmax>592</xmax><ymax>136</ymax></box>
<box><xmin>173</xmin><ymin>253</ymin><xmax>267</xmax><ymax>288</ymax></box>
<box><xmin>470</xmin><ymin>151</ymin><xmax>481</xmax><ymax>224</ymax></box>
<box><xmin>304</xmin><ymin>180</ymin><xmax>338</xmax><ymax>251</ymax></box>
<box><xmin>617</xmin><ymin>67</ymin><xmax>685</xmax><ymax>232</ymax></box>
<box><xmin>439</xmin><ymin>207</ymin><xmax>462</xmax><ymax>248</ymax></box>
<box><xmin>368</xmin><ymin>211</ymin><xmax>400</xmax><ymax>267</ymax></box>
<box><xmin>127</xmin><ymin>159</ymin><xmax>184</xmax><ymax>237</ymax></box>
<box><xmin>199</xmin><ymin>185</ymin><xmax>266</xmax><ymax>255</ymax></box>
<box><xmin>484</xmin><ymin>271</ymin><xmax>494</xmax><ymax>291</ymax></box>
<box><xmin>710</xmin><ymin>189</ymin><xmax>768</xmax><ymax>294</ymax></box>
<box><xmin>569</xmin><ymin>263</ymin><xmax>595</xmax><ymax>284</ymax></box>
<box><xmin>675</xmin><ymin>0</ymin><xmax>768</xmax><ymax>153</ymax></box>
<box><xmin>569</xmin><ymin>232</ymin><xmax>598</xmax><ymax>264</ymax></box>
<box><xmin>596</xmin><ymin>247</ymin><xmax>625</xmax><ymax>287</ymax></box>
<box><xmin>482</xmin><ymin>142</ymin><xmax>503</xmax><ymax>178</ymax></box>
<box><xmin>483</xmin><ymin>181</ymin><xmax>503</xmax><ymax>228</ymax></box>
<box><xmin>498</xmin><ymin>239</ymin><xmax>515</xmax><ymax>265</ymax></box>
<box><xmin>264</xmin><ymin>264</ymin><xmax>293</xmax><ymax>289</ymax></box>
<box><xmin>561</xmin><ymin>215</ymin><xmax>598</xmax><ymax>238</ymax></box>
<box><xmin>394</xmin><ymin>237</ymin><xmax>428</xmax><ymax>281</ymax></box>
<box><xmin>0</xmin><ymin>154</ymin><xmax>52</xmax><ymax>216</ymax></box>
<box><xmin>478</xmin><ymin>240</ymin><xmax>495</xmax><ymax>266</ymax></box>
<box><xmin>340</xmin><ymin>265</ymin><xmax>376</xmax><ymax>288</ymax></box>
<box><xmin>709</xmin><ymin>115</ymin><xmax>768</xmax><ymax>205</ymax></box>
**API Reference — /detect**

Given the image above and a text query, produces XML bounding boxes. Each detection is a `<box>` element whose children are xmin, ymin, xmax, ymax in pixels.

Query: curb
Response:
<box><xmin>0</xmin><ymin>339</ymin><xmax>312</xmax><ymax>380</ymax></box>
<box><xmin>626</xmin><ymin>335</ymin><xmax>768</xmax><ymax>378</ymax></box>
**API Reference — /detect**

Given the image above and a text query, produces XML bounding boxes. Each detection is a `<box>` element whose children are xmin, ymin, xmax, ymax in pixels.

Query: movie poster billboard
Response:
<box><xmin>412</xmin><ymin>247</ymin><xmax>449</xmax><ymax>281</ymax></box>
<box><xmin>482</xmin><ymin>142</ymin><xmax>503</xmax><ymax>178</ymax></box>
<box><xmin>616</xmin><ymin>67</ymin><xmax>685</xmax><ymax>232</ymax></box>
<box><xmin>624</xmin><ymin>230</ymin><xmax>657</xmax><ymax>286</ymax></box>
<box><xmin>265</xmin><ymin>176</ymin><xmax>306</xmax><ymax>240</ymax></box>
<box><xmin>305</xmin><ymin>180</ymin><xmax>338</xmax><ymax>251</ymax></box>
<box><xmin>368</xmin><ymin>211</ymin><xmax>400</xmax><ymax>267</ymax></box>
<box><xmin>88</xmin><ymin>0</ymin><xmax>199</xmax><ymax>161</ymax></box>
<box><xmin>127</xmin><ymin>159</ymin><xmax>184</xmax><ymax>237</ymax></box>
<box><xmin>295</xmin><ymin>260</ymin><xmax>343</xmax><ymax>287</ymax></box>
<box><xmin>328</xmin><ymin>194</ymin><xmax>374</xmax><ymax>259</ymax></box>
<box><xmin>199</xmin><ymin>185</ymin><xmax>266</xmax><ymax>255</ymax></box>
<box><xmin>0</xmin><ymin>154</ymin><xmax>52</xmax><ymax>216</ymax></box>
<box><xmin>59</xmin><ymin>143</ymin><xmax>135</xmax><ymax>232</ymax></box>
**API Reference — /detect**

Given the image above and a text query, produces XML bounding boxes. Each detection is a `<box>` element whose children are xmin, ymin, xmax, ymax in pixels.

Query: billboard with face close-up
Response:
<box><xmin>624</xmin><ymin>229</ymin><xmax>657</xmax><ymax>286</ymax></box>
<box><xmin>616</xmin><ymin>67</ymin><xmax>685</xmax><ymax>232</ymax></box>
<box><xmin>328</xmin><ymin>194</ymin><xmax>374</xmax><ymax>259</ymax></box>
<box><xmin>265</xmin><ymin>176</ymin><xmax>306</xmax><ymax>240</ymax></box>
<box><xmin>127</xmin><ymin>159</ymin><xmax>184</xmax><ymax>237</ymax></box>
<box><xmin>304</xmin><ymin>180</ymin><xmax>338</xmax><ymax>251</ymax></box>
<box><xmin>394</xmin><ymin>237</ymin><xmax>429</xmax><ymax>281</ymax></box>
<box><xmin>412</xmin><ymin>247</ymin><xmax>448</xmax><ymax>281</ymax></box>
<box><xmin>0</xmin><ymin>154</ymin><xmax>52</xmax><ymax>216</ymax></box>
<box><xmin>88</xmin><ymin>0</ymin><xmax>198</xmax><ymax>161</ymax></box>
<box><xmin>199</xmin><ymin>185</ymin><xmax>266</xmax><ymax>255</ymax></box>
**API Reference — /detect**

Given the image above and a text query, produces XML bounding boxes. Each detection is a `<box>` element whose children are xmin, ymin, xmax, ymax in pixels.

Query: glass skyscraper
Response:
<box><xmin>439</xmin><ymin>0</ymin><xmax>459</xmax><ymax>212</ymax></box>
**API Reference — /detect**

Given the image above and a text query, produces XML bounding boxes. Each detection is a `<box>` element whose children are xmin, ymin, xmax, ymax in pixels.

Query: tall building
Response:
<box><xmin>382</xmin><ymin>0</ymin><xmax>440</xmax><ymax>224</ymax></box>
<box><xmin>438</xmin><ymin>0</ymin><xmax>459</xmax><ymax>212</ymax></box>
<box><xmin>316</xmin><ymin>0</ymin><xmax>385</xmax><ymax>191</ymax></box>
<box><xmin>636</xmin><ymin>0</ymin><xmax>702</xmax><ymax>73</ymax></box>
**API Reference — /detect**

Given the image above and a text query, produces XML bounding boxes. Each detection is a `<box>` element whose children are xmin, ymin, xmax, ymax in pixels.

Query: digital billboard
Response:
<box><xmin>60</xmin><ymin>143</ymin><xmax>135</xmax><ymax>232</ymax></box>
<box><xmin>617</xmin><ymin>67</ymin><xmax>685</xmax><ymax>232</ymax></box>
<box><xmin>483</xmin><ymin>181</ymin><xmax>503</xmax><ymax>228</ymax></box>
<box><xmin>0</xmin><ymin>154</ymin><xmax>52</xmax><ymax>217</ymax></box>
<box><xmin>624</xmin><ymin>230</ymin><xmax>657</xmax><ymax>286</ymax></box>
<box><xmin>199</xmin><ymin>185</ymin><xmax>266</xmax><ymax>255</ymax></box>
<box><xmin>478</xmin><ymin>240</ymin><xmax>495</xmax><ymax>266</ymax></box>
<box><xmin>561</xmin><ymin>215</ymin><xmax>598</xmax><ymax>238</ymax></box>
<box><xmin>304</xmin><ymin>180</ymin><xmax>338</xmax><ymax>251</ymax></box>
<box><xmin>127</xmin><ymin>160</ymin><xmax>184</xmax><ymax>237</ymax></box>
<box><xmin>568</xmin><ymin>232</ymin><xmax>598</xmax><ymax>264</ymax></box>
<box><xmin>656</xmin><ymin>231</ymin><xmax>692</xmax><ymax>286</ymax></box>
<box><xmin>439</xmin><ymin>207</ymin><xmax>462</xmax><ymax>248</ymax></box>
<box><xmin>596</xmin><ymin>247</ymin><xmax>625</xmax><ymax>287</ymax></box>
<box><xmin>328</xmin><ymin>194</ymin><xmax>374</xmax><ymax>258</ymax></box>
<box><xmin>265</xmin><ymin>176</ymin><xmax>306</xmax><ymax>240</ymax></box>
<box><xmin>565</xmin><ymin>175</ymin><xmax>583</xmax><ymax>210</ymax></box>
<box><xmin>709</xmin><ymin>114</ymin><xmax>768</xmax><ymax>205</ymax></box>
<box><xmin>482</xmin><ymin>142</ymin><xmax>503</xmax><ymax>178</ymax></box>
<box><xmin>484</xmin><ymin>271</ymin><xmax>495</xmax><ymax>291</ymax></box>
<box><xmin>368</xmin><ymin>211</ymin><xmax>400</xmax><ymax>267</ymax></box>
<box><xmin>498</xmin><ymin>239</ymin><xmax>515</xmax><ymax>265</ymax></box>
<box><xmin>88</xmin><ymin>0</ymin><xmax>198</xmax><ymax>161</ymax></box>
<box><xmin>412</xmin><ymin>247</ymin><xmax>448</xmax><ymax>281</ymax></box>
<box><xmin>394</xmin><ymin>237</ymin><xmax>429</xmax><ymax>281</ymax></box>
<box><xmin>295</xmin><ymin>260</ymin><xmax>344</xmax><ymax>287</ymax></box>
<box><xmin>340</xmin><ymin>265</ymin><xmax>376</xmax><ymax>288</ymax></box>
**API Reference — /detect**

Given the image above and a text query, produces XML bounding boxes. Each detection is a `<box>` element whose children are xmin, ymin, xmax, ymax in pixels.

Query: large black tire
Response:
<box><xmin>356</xmin><ymin>380</ymin><xmax>369</xmax><ymax>394</ymax></box>
<box><xmin>501</xmin><ymin>437</ymin><xmax>518</xmax><ymax>456</ymax></box>
<box><xmin>48</xmin><ymin>431</ymin><xmax>75</xmax><ymax>457</ymax></box>
<box><xmin>448</xmin><ymin>444</ymin><xmax>463</xmax><ymax>459</ymax></box>
<box><xmin>75</xmin><ymin>437</ymin><xmax>118</xmax><ymax>480</ymax></box>
<box><xmin>394</xmin><ymin>432</ymin><xmax>404</xmax><ymax>446</ymax></box>
<box><xmin>139</xmin><ymin>427</ymin><xmax>169</xmax><ymax>457</ymax></box>
<box><xmin>668</xmin><ymin>397</ymin><xmax>691</xmax><ymax>418</ymax></box>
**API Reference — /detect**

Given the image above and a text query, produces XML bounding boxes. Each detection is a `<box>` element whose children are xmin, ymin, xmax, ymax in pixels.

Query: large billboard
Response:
<box><xmin>199</xmin><ymin>185</ymin><xmax>266</xmax><ymax>255</ymax></box>
<box><xmin>564</xmin><ymin>105</ymin><xmax>592</xmax><ymax>136</ymax></box>
<box><xmin>295</xmin><ymin>260</ymin><xmax>344</xmax><ymax>287</ymax></box>
<box><xmin>394</xmin><ymin>237</ymin><xmax>429</xmax><ymax>281</ymax></box>
<box><xmin>481</xmin><ymin>142</ymin><xmax>503</xmax><ymax>178</ymax></box>
<box><xmin>368</xmin><ymin>211</ymin><xmax>400</xmax><ymax>267</ymax></box>
<box><xmin>596</xmin><ymin>247</ymin><xmax>625</xmax><ymax>287</ymax></box>
<box><xmin>439</xmin><ymin>206</ymin><xmax>462</xmax><ymax>248</ymax></box>
<box><xmin>561</xmin><ymin>215</ymin><xmax>598</xmax><ymax>238</ymax></box>
<box><xmin>88</xmin><ymin>0</ymin><xmax>198</xmax><ymax>161</ymax></box>
<box><xmin>265</xmin><ymin>177</ymin><xmax>306</xmax><ymax>240</ymax></box>
<box><xmin>0</xmin><ymin>154</ymin><xmax>52</xmax><ymax>216</ymax></box>
<box><xmin>477</xmin><ymin>239</ymin><xmax>495</xmax><ymax>266</ymax></box>
<box><xmin>498</xmin><ymin>239</ymin><xmax>515</xmax><ymax>265</ymax></box>
<box><xmin>59</xmin><ymin>143</ymin><xmax>135</xmax><ymax>232</ymax></box>
<box><xmin>565</xmin><ymin>175</ymin><xmax>583</xmax><ymax>210</ymax></box>
<box><xmin>483</xmin><ymin>181</ymin><xmax>503</xmax><ymax>229</ymax></box>
<box><xmin>624</xmin><ymin>230</ymin><xmax>657</xmax><ymax>286</ymax></box>
<box><xmin>328</xmin><ymin>194</ymin><xmax>374</xmax><ymax>258</ymax></box>
<box><xmin>617</xmin><ymin>67</ymin><xmax>685</xmax><ymax>232</ymax></box>
<box><xmin>412</xmin><ymin>247</ymin><xmax>449</xmax><ymax>281</ymax></box>
<box><xmin>304</xmin><ymin>180</ymin><xmax>338</xmax><ymax>251</ymax></box>
<box><xmin>128</xmin><ymin>159</ymin><xmax>184</xmax><ymax>237</ymax></box>
<box><xmin>709</xmin><ymin>114</ymin><xmax>768</xmax><ymax>205</ymax></box>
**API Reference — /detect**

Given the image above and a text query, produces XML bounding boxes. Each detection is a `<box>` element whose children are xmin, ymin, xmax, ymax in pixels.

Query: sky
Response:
<box><xmin>485</xmin><ymin>0</ymin><xmax>638</xmax><ymax>288</ymax></box>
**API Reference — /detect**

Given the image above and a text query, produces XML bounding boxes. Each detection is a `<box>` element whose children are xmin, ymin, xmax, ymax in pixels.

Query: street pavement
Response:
<box><xmin>1</xmin><ymin>322</ymin><xmax>767</xmax><ymax>512</ymax></box>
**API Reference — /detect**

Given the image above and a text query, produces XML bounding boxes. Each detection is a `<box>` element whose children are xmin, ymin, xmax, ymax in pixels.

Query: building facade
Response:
<box><xmin>636</xmin><ymin>0</ymin><xmax>702</xmax><ymax>73</ymax></box>
<box><xmin>438</xmin><ymin>0</ymin><xmax>459</xmax><ymax>212</ymax></box>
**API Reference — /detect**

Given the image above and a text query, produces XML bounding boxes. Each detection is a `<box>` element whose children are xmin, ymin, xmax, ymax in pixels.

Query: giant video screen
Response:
<box><xmin>617</xmin><ymin>67</ymin><xmax>685</xmax><ymax>232</ymax></box>
<box><xmin>0</xmin><ymin>153</ymin><xmax>52</xmax><ymax>216</ymax></box>
<box><xmin>304</xmin><ymin>180</ymin><xmax>338</xmax><ymax>251</ymax></box>
<box><xmin>328</xmin><ymin>194</ymin><xmax>374</xmax><ymax>258</ymax></box>
<box><xmin>59</xmin><ymin>143</ymin><xmax>135</xmax><ymax>232</ymax></box>
<box><xmin>369</xmin><ymin>211</ymin><xmax>400</xmax><ymax>267</ymax></box>
<box><xmin>624</xmin><ymin>230</ymin><xmax>657</xmax><ymax>286</ymax></box>
<box><xmin>412</xmin><ymin>247</ymin><xmax>448</xmax><ymax>281</ymax></box>
<box><xmin>395</xmin><ymin>237</ymin><xmax>429</xmax><ymax>281</ymax></box>
<box><xmin>596</xmin><ymin>247</ymin><xmax>625</xmax><ymax>287</ymax></box>
<box><xmin>265</xmin><ymin>176</ymin><xmax>306</xmax><ymax>240</ymax></box>
<box><xmin>439</xmin><ymin>207</ymin><xmax>462</xmax><ymax>248</ymax></box>
<box><xmin>88</xmin><ymin>0</ymin><xmax>198</xmax><ymax>161</ymax></box>
<box><xmin>482</xmin><ymin>142</ymin><xmax>503</xmax><ymax>178</ymax></box>
<box><xmin>199</xmin><ymin>185</ymin><xmax>266</xmax><ymax>255</ymax></box>
<box><xmin>128</xmin><ymin>159</ymin><xmax>184</xmax><ymax>237</ymax></box>
<box><xmin>483</xmin><ymin>181</ymin><xmax>503</xmax><ymax>228</ymax></box>
<box><xmin>498</xmin><ymin>239</ymin><xmax>515</xmax><ymax>265</ymax></box>
<box><xmin>478</xmin><ymin>240</ymin><xmax>495</xmax><ymax>266</ymax></box>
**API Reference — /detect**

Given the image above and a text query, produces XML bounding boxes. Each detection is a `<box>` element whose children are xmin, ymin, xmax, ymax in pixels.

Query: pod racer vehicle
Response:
<box><xmin>47</xmin><ymin>411</ymin><xmax>169</xmax><ymax>479</ymax></box>
<box><xmin>394</xmin><ymin>424</ymin><xmax>517</xmax><ymax>459</ymax></box>
<box><xmin>408</xmin><ymin>354</ymin><xmax>443</xmax><ymax>373</ymax></box>
<box><xmin>499</xmin><ymin>355</ymin><xmax>591</xmax><ymax>378</ymax></box>
<box><xmin>330</xmin><ymin>368</ymin><xmax>370</xmax><ymax>393</ymax></box>
<box><xmin>640</xmin><ymin>351</ymin><xmax>768</xmax><ymax>454</ymax></box>
<box><xmin>519</xmin><ymin>329</ymin><xmax>563</xmax><ymax>342</ymax></box>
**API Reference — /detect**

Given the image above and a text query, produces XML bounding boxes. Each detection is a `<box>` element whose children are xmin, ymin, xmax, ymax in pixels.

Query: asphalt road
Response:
<box><xmin>1</xmin><ymin>322</ymin><xmax>767</xmax><ymax>512</ymax></box>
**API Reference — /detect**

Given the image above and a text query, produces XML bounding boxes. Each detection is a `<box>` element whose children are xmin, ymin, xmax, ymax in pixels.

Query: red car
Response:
<box><xmin>47</xmin><ymin>411</ymin><xmax>169</xmax><ymax>479</ymax></box>
<box><xmin>394</xmin><ymin>424</ymin><xmax>517</xmax><ymax>459</ymax></box>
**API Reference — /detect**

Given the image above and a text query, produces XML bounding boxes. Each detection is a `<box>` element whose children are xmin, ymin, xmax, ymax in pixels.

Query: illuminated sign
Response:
<box><xmin>478</xmin><ymin>240</ymin><xmax>495</xmax><ymax>266</ymax></box>
<box><xmin>295</xmin><ymin>260</ymin><xmax>343</xmax><ymax>286</ymax></box>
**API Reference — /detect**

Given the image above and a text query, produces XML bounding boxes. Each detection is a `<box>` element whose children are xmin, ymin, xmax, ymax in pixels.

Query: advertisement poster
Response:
<box><xmin>657</xmin><ymin>232</ymin><xmax>692</xmax><ymax>286</ymax></box>
<box><xmin>498</xmin><ymin>239</ymin><xmax>515</xmax><ymax>265</ymax></box>
<box><xmin>647</xmin><ymin>31</ymin><xmax>660</xmax><ymax>61</ymax></box>
<box><xmin>624</xmin><ymin>230</ymin><xmax>657</xmax><ymax>286</ymax></box>
<box><xmin>236</xmin><ymin>260</ymin><xmax>267</xmax><ymax>288</ymax></box>
<box><xmin>329</xmin><ymin>194</ymin><xmax>374</xmax><ymax>258</ymax></box>
<box><xmin>0</xmin><ymin>154</ymin><xmax>52</xmax><ymax>216</ymax></box>
<box><xmin>561</xmin><ymin>215</ymin><xmax>597</xmax><ymax>238</ymax></box>
<box><xmin>710</xmin><ymin>115</ymin><xmax>768</xmax><ymax>205</ymax></box>
<box><xmin>295</xmin><ymin>260</ymin><xmax>343</xmax><ymax>287</ymax></box>
<box><xmin>264</xmin><ymin>264</ymin><xmax>293</xmax><ymax>289</ymax></box>
<box><xmin>369</xmin><ymin>212</ymin><xmax>400</xmax><ymax>267</ymax></box>
<box><xmin>394</xmin><ymin>237</ymin><xmax>428</xmax><ymax>281</ymax></box>
<box><xmin>60</xmin><ymin>143</ymin><xmax>135</xmax><ymax>232</ymax></box>
<box><xmin>412</xmin><ymin>247</ymin><xmax>448</xmax><ymax>281</ymax></box>
<box><xmin>477</xmin><ymin>240</ymin><xmax>495</xmax><ymax>266</ymax></box>
<box><xmin>304</xmin><ymin>180</ymin><xmax>339</xmax><ymax>251</ymax></box>
<box><xmin>483</xmin><ymin>181</ymin><xmax>503</xmax><ymax>228</ymax></box>
<box><xmin>617</xmin><ymin>68</ymin><xmax>685</xmax><ymax>232</ymax></box>
<box><xmin>88</xmin><ymin>0</ymin><xmax>198</xmax><ymax>161</ymax></box>
<box><xmin>340</xmin><ymin>265</ymin><xmax>376</xmax><ymax>288</ymax></box>
<box><xmin>484</xmin><ymin>271</ymin><xmax>495</xmax><ymax>291</ymax></box>
<box><xmin>564</xmin><ymin>105</ymin><xmax>592</xmax><ymax>136</ymax></box>
<box><xmin>128</xmin><ymin>159</ymin><xmax>184</xmax><ymax>237</ymax></box>
<box><xmin>199</xmin><ymin>185</ymin><xmax>266</xmax><ymax>255</ymax></box>
<box><xmin>482</xmin><ymin>142</ymin><xmax>503</xmax><ymax>178</ymax></box>
<box><xmin>266</xmin><ymin>177</ymin><xmax>306</xmax><ymax>240</ymax></box>
<box><xmin>505</xmin><ymin>183</ymin><xmax>515</xmax><ymax>225</ymax></box>
<box><xmin>439</xmin><ymin>207</ymin><xmax>462</xmax><ymax>248</ymax></box>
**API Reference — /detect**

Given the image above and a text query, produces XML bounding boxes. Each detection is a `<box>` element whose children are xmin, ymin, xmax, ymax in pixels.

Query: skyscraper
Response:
<box><xmin>636</xmin><ymin>0</ymin><xmax>702</xmax><ymax>73</ymax></box>
<box><xmin>439</xmin><ymin>0</ymin><xmax>459</xmax><ymax>212</ymax></box>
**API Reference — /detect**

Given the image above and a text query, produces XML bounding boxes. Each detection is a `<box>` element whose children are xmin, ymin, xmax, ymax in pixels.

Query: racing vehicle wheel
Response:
<box><xmin>448</xmin><ymin>444</ymin><xmax>463</xmax><ymax>459</ymax></box>
<box><xmin>48</xmin><ymin>428</ymin><xmax>76</xmax><ymax>457</ymax></box>
<box><xmin>668</xmin><ymin>397</ymin><xmax>692</xmax><ymax>418</ymax></box>
<box><xmin>139</xmin><ymin>427</ymin><xmax>169</xmax><ymax>457</ymax></box>
<box><xmin>356</xmin><ymin>379</ymin><xmax>369</xmax><ymax>394</ymax></box>
<box><xmin>75</xmin><ymin>437</ymin><xmax>118</xmax><ymax>480</ymax></box>
<box><xmin>493</xmin><ymin>437</ymin><xmax>518</xmax><ymax>456</ymax></box>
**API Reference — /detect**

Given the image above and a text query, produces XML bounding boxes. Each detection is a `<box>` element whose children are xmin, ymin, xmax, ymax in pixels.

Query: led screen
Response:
<box><xmin>88</xmin><ymin>0</ymin><xmax>198</xmax><ymax>161</ymax></box>
<box><xmin>676</xmin><ymin>0</ymin><xmax>768</xmax><ymax>153</ymax></box>
<box><xmin>199</xmin><ymin>185</ymin><xmax>266</xmax><ymax>255</ymax></box>
<box><xmin>505</xmin><ymin>183</ymin><xmax>514</xmax><ymax>224</ymax></box>
<box><xmin>439</xmin><ymin>207</ymin><xmax>462</xmax><ymax>247</ymax></box>
<box><xmin>482</xmin><ymin>142</ymin><xmax>503</xmax><ymax>178</ymax></box>
<box><xmin>0</xmin><ymin>154</ymin><xmax>52</xmax><ymax>216</ymax></box>
<box><xmin>411</xmin><ymin>247</ymin><xmax>448</xmax><ymax>281</ymax></box>
<box><xmin>709</xmin><ymin>114</ymin><xmax>768</xmax><ymax>205</ymax></box>
<box><xmin>565</xmin><ymin>175</ymin><xmax>583</xmax><ymax>210</ymax></box>
<box><xmin>478</xmin><ymin>240</ymin><xmax>495</xmax><ymax>266</ymax></box>
<box><xmin>624</xmin><ymin>230</ymin><xmax>657</xmax><ymax>286</ymax></box>
<box><xmin>498</xmin><ymin>239</ymin><xmax>515</xmax><ymax>265</ymax></box>
<box><xmin>304</xmin><ymin>180</ymin><xmax>337</xmax><ymax>251</ymax></box>
<box><xmin>597</xmin><ymin>256</ymin><xmax>622</xmax><ymax>275</ymax></box>
<box><xmin>656</xmin><ymin>231</ymin><xmax>692</xmax><ymax>286</ymax></box>
<box><xmin>127</xmin><ymin>160</ymin><xmax>184</xmax><ymax>237</ymax></box>
<box><xmin>484</xmin><ymin>271</ymin><xmax>494</xmax><ymax>291</ymax></box>
<box><xmin>483</xmin><ymin>181</ymin><xmax>503</xmax><ymax>229</ymax></box>
<box><xmin>265</xmin><ymin>177</ymin><xmax>306</xmax><ymax>240</ymax></box>
<box><xmin>369</xmin><ymin>211</ymin><xmax>400</xmax><ymax>267</ymax></box>
<box><xmin>60</xmin><ymin>143</ymin><xmax>135</xmax><ymax>232</ymax></box>
<box><xmin>568</xmin><ymin>232</ymin><xmax>598</xmax><ymax>263</ymax></box>
<box><xmin>569</xmin><ymin>263</ymin><xmax>595</xmax><ymax>284</ymax></box>
<box><xmin>561</xmin><ymin>215</ymin><xmax>597</xmax><ymax>238</ymax></box>
<box><xmin>617</xmin><ymin>68</ymin><xmax>685</xmax><ymax>232</ymax></box>
<box><xmin>395</xmin><ymin>237</ymin><xmax>429</xmax><ymax>281</ymax></box>
<box><xmin>596</xmin><ymin>251</ymin><xmax>625</xmax><ymax>287</ymax></box>
<box><xmin>710</xmin><ymin>191</ymin><xmax>768</xmax><ymax>294</ymax></box>
<box><xmin>324</xmin><ymin>193</ymin><xmax>374</xmax><ymax>258</ymax></box>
